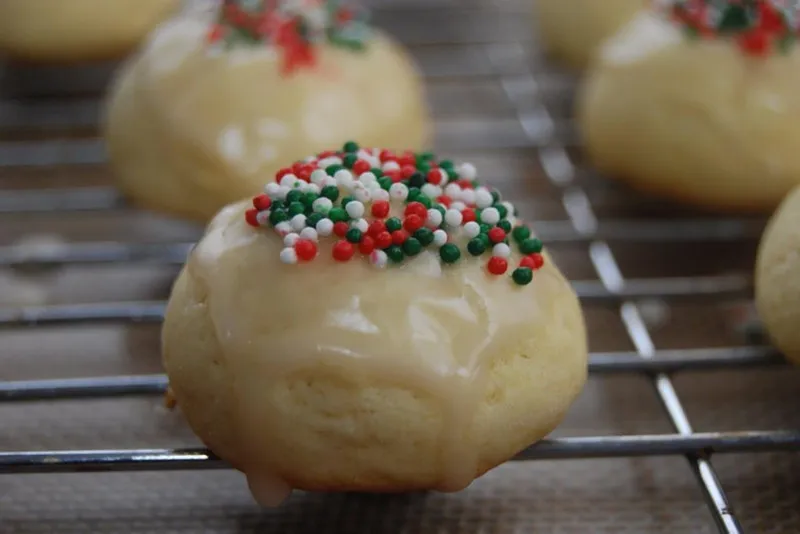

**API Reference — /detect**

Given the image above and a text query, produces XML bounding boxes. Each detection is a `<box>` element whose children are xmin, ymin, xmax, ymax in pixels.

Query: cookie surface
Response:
<box><xmin>104</xmin><ymin>2</ymin><xmax>430</xmax><ymax>222</ymax></box>
<box><xmin>578</xmin><ymin>3</ymin><xmax>800</xmax><ymax>212</ymax></box>
<box><xmin>162</xmin><ymin>147</ymin><xmax>588</xmax><ymax>505</ymax></box>
<box><xmin>0</xmin><ymin>0</ymin><xmax>179</xmax><ymax>63</ymax></box>
<box><xmin>756</xmin><ymin>186</ymin><xmax>800</xmax><ymax>365</ymax></box>
<box><xmin>533</xmin><ymin>0</ymin><xmax>645</xmax><ymax>69</ymax></box>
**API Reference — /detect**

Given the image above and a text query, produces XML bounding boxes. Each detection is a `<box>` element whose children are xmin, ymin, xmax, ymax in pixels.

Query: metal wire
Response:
<box><xmin>0</xmin><ymin>7</ymin><xmax>798</xmax><ymax>533</ymax></box>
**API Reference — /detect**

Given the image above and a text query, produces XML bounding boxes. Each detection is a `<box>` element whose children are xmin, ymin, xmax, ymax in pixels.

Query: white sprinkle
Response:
<box><xmin>279</xmin><ymin>247</ymin><xmax>298</xmax><ymax>264</ymax></box>
<box><xmin>370</xmin><ymin>249</ymin><xmax>388</xmax><ymax>268</ymax></box>
<box><xmin>450</xmin><ymin>201</ymin><xmax>467</xmax><ymax>212</ymax></box>
<box><xmin>275</xmin><ymin>186</ymin><xmax>290</xmax><ymax>201</ymax></box>
<box><xmin>310</xmin><ymin>169</ymin><xmax>328</xmax><ymax>185</ymax></box>
<box><xmin>256</xmin><ymin>210</ymin><xmax>271</xmax><ymax>226</ymax></box>
<box><xmin>335</xmin><ymin>169</ymin><xmax>354</xmax><ymax>189</ymax></box>
<box><xmin>359</xmin><ymin>171</ymin><xmax>377</xmax><ymax>188</ymax></box>
<box><xmin>481</xmin><ymin>207</ymin><xmax>500</xmax><ymax>225</ymax></box>
<box><xmin>345</xmin><ymin>200</ymin><xmax>365</xmax><ymax>219</ymax></box>
<box><xmin>290</xmin><ymin>214</ymin><xmax>307</xmax><ymax>231</ymax></box>
<box><xmin>389</xmin><ymin>183</ymin><xmax>409</xmax><ymax>201</ymax></box>
<box><xmin>371</xmin><ymin>189</ymin><xmax>390</xmax><ymax>202</ymax></box>
<box><xmin>444</xmin><ymin>183</ymin><xmax>461</xmax><ymax>198</ymax></box>
<box><xmin>274</xmin><ymin>221</ymin><xmax>292</xmax><ymax>237</ymax></box>
<box><xmin>264</xmin><ymin>182</ymin><xmax>282</xmax><ymax>198</ymax></box>
<box><xmin>318</xmin><ymin>156</ymin><xmax>342</xmax><ymax>168</ymax></box>
<box><xmin>463</xmin><ymin>221</ymin><xmax>481</xmax><ymax>238</ymax></box>
<box><xmin>312</xmin><ymin>197</ymin><xmax>333</xmax><ymax>214</ymax></box>
<box><xmin>426</xmin><ymin>208</ymin><xmax>443</xmax><ymax>228</ymax></box>
<box><xmin>283</xmin><ymin>233</ymin><xmax>300</xmax><ymax>247</ymax></box>
<box><xmin>475</xmin><ymin>188</ymin><xmax>494</xmax><ymax>209</ymax></box>
<box><xmin>299</xmin><ymin>227</ymin><xmax>318</xmax><ymax>241</ymax></box>
<box><xmin>460</xmin><ymin>188</ymin><xmax>476</xmax><ymax>206</ymax></box>
<box><xmin>493</xmin><ymin>243</ymin><xmax>511</xmax><ymax>258</ymax></box>
<box><xmin>305</xmin><ymin>183</ymin><xmax>320</xmax><ymax>195</ymax></box>
<box><xmin>432</xmin><ymin>229</ymin><xmax>448</xmax><ymax>247</ymax></box>
<box><xmin>279</xmin><ymin>174</ymin><xmax>299</xmax><ymax>188</ymax></box>
<box><xmin>322</xmin><ymin>176</ymin><xmax>338</xmax><ymax>188</ymax></box>
<box><xmin>502</xmin><ymin>201</ymin><xmax>515</xmax><ymax>217</ymax></box>
<box><xmin>351</xmin><ymin>218</ymin><xmax>369</xmax><ymax>233</ymax></box>
<box><xmin>437</xmin><ymin>168</ymin><xmax>450</xmax><ymax>185</ymax></box>
<box><xmin>445</xmin><ymin>209</ymin><xmax>463</xmax><ymax>227</ymax></box>
<box><xmin>382</xmin><ymin>161</ymin><xmax>400</xmax><ymax>171</ymax></box>
<box><xmin>459</xmin><ymin>162</ymin><xmax>477</xmax><ymax>180</ymax></box>
<box><xmin>354</xmin><ymin>187</ymin><xmax>371</xmax><ymax>203</ymax></box>
<box><xmin>421</xmin><ymin>183</ymin><xmax>441</xmax><ymax>199</ymax></box>
<box><xmin>316</xmin><ymin>218</ymin><xmax>334</xmax><ymax>237</ymax></box>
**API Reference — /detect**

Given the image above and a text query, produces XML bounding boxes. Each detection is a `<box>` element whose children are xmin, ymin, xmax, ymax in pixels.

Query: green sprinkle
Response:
<box><xmin>414</xmin><ymin>228</ymin><xmax>434</xmax><ymax>246</ymax></box>
<box><xmin>301</xmin><ymin>192</ymin><xmax>318</xmax><ymax>208</ymax></box>
<box><xmin>498</xmin><ymin>220</ymin><xmax>512</xmax><ymax>233</ymax></box>
<box><xmin>285</xmin><ymin>189</ymin><xmax>303</xmax><ymax>203</ymax></box>
<box><xmin>321</xmin><ymin>185</ymin><xmax>340</xmax><ymax>201</ymax></box>
<box><xmin>495</xmin><ymin>203</ymin><xmax>508</xmax><ymax>219</ymax></box>
<box><xmin>417</xmin><ymin>195</ymin><xmax>432</xmax><ymax>209</ymax></box>
<box><xmin>445</xmin><ymin>168</ymin><xmax>459</xmax><ymax>181</ymax></box>
<box><xmin>287</xmin><ymin>202</ymin><xmax>305</xmax><ymax>216</ymax></box>
<box><xmin>440</xmin><ymin>160</ymin><xmax>454</xmax><ymax>170</ymax></box>
<box><xmin>329</xmin><ymin>207</ymin><xmax>348</xmax><ymax>223</ymax></box>
<box><xmin>325</xmin><ymin>164</ymin><xmax>344</xmax><ymax>175</ymax></box>
<box><xmin>407</xmin><ymin>187</ymin><xmax>421</xmax><ymax>202</ymax></box>
<box><xmin>439</xmin><ymin>243</ymin><xmax>461</xmax><ymax>264</ymax></box>
<box><xmin>417</xmin><ymin>162</ymin><xmax>431</xmax><ymax>174</ymax></box>
<box><xmin>512</xmin><ymin>225</ymin><xmax>531</xmax><ymax>243</ymax></box>
<box><xmin>385</xmin><ymin>245</ymin><xmax>404</xmax><ymax>263</ymax></box>
<box><xmin>269</xmin><ymin>208</ymin><xmax>288</xmax><ymax>226</ymax></box>
<box><xmin>346</xmin><ymin>228</ymin><xmax>363</xmax><ymax>244</ymax></box>
<box><xmin>419</xmin><ymin>151</ymin><xmax>435</xmax><ymax>161</ymax></box>
<box><xmin>403</xmin><ymin>238</ymin><xmax>422</xmax><ymax>256</ymax></box>
<box><xmin>378</xmin><ymin>176</ymin><xmax>393</xmax><ymax>190</ymax></box>
<box><xmin>385</xmin><ymin>217</ymin><xmax>402</xmax><ymax>232</ymax></box>
<box><xmin>343</xmin><ymin>154</ymin><xmax>358</xmax><ymax>169</ymax></box>
<box><xmin>434</xmin><ymin>204</ymin><xmax>446</xmax><ymax>218</ymax></box>
<box><xmin>343</xmin><ymin>141</ymin><xmax>359</xmax><ymax>153</ymax></box>
<box><xmin>371</xmin><ymin>168</ymin><xmax>384</xmax><ymax>178</ymax></box>
<box><xmin>520</xmin><ymin>237</ymin><xmax>543</xmax><ymax>255</ymax></box>
<box><xmin>467</xmin><ymin>238</ymin><xmax>486</xmax><ymax>256</ymax></box>
<box><xmin>306</xmin><ymin>212</ymin><xmax>324</xmax><ymax>228</ymax></box>
<box><xmin>491</xmin><ymin>190</ymin><xmax>501</xmax><ymax>203</ymax></box>
<box><xmin>408</xmin><ymin>172</ymin><xmax>426</xmax><ymax>188</ymax></box>
<box><xmin>479</xmin><ymin>223</ymin><xmax>492</xmax><ymax>234</ymax></box>
<box><xmin>340</xmin><ymin>196</ymin><xmax>356</xmax><ymax>209</ymax></box>
<box><xmin>512</xmin><ymin>267</ymin><xmax>533</xmax><ymax>286</ymax></box>
<box><xmin>478</xmin><ymin>233</ymin><xmax>491</xmax><ymax>248</ymax></box>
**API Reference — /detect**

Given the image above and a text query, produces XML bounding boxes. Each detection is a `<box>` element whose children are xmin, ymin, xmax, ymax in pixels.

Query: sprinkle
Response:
<box><xmin>439</xmin><ymin>243</ymin><xmax>461</xmax><ymax>264</ymax></box>
<box><xmin>459</xmin><ymin>162</ymin><xmax>477</xmax><ymax>180</ymax></box>
<box><xmin>316</xmin><ymin>218</ymin><xmax>334</xmax><ymax>236</ymax></box>
<box><xmin>352</xmin><ymin>218</ymin><xmax>369</xmax><ymax>233</ymax></box>
<box><xmin>444</xmin><ymin>209</ymin><xmax>463</xmax><ymax>227</ymax></box>
<box><xmin>265</xmin><ymin>182</ymin><xmax>282</xmax><ymax>197</ymax></box>
<box><xmin>432</xmin><ymin>229</ymin><xmax>448</xmax><ymax>247</ymax></box>
<box><xmin>512</xmin><ymin>225</ymin><xmax>531</xmax><ymax>243</ymax></box>
<box><xmin>294</xmin><ymin>239</ymin><xmax>317</xmax><ymax>261</ymax></box>
<box><xmin>512</xmin><ymin>267</ymin><xmax>534</xmax><ymax>286</ymax></box>
<box><xmin>520</xmin><ymin>238</ymin><xmax>543</xmax><ymax>255</ymax></box>
<box><xmin>463</xmin><ymin>221</ymin><xmax>481</xmax><ymax>239</ymax></box>
<box><xmin>375</xmin><ymin>231</ymin><xmax>393</xmax><ymax>249</ymax></box>
<box><xmin>284</xmin><ymin>233</ymin><xmax>300</xmax><ymax>247</ymax></box>
<box><xmin>467</xmin><ymin>238</ymin><xmax>487</xmax><ymax>256</ymax></box>
<box><xmin>488</xmin><ymin>227</ymin><xmax>506</xmax><ymax>244</ymax></box>
<box><xmin>370</xmin><ymin>249</ymin><xmax>388</xmax><ymax>268</ymax></box>
<box><xmin>389</xmin><ymin>183</ymin><xmax>409</xmax><ymax>201</ymax></box>
<box><xmin>280</xmin><ymin>174</ymin><xmax>299</xmax><ymax>188</ymax></box>
<box><xmin>332</xmin><ymin>240</ymin><xmax>356</xmax><ymax>262</ymax></box>
<box><xmin>421</xmin><ymin>183</ymin><xmax>442</xmax><ymax>199</ymax></box>
<box><xmin>403</xmin><ymin>237</ymin><xmax>423</xmax><ymax>256</ymax></box>
<box><xmin>492</xmin><ymin>243</ymin><xmax>511</xmax><ymax>258</ymax></box>
<box><xmin>345</xmin><ymin>200</ymin><xmax>365</xmax><ymax>219</ymax></box>
<box><xmin>444</xmin><ymin>183</ymin><xmax>461</xmax><ymax>198</ymax></box>
<box><xmin>335</xmin><ymin>169</ymin><xmax>354</xmax><ymax>189</ymax></box>
<box><xmin>274</xmin><ymin>221</ymin><xmax>292</xmax><ymax>237</ymax></box>
<box><xmin>359</xmin><ymin>236</ymin><xmax>376</xmax><ymax>254</ymax></box>
<box><xmin>290</xmin><ymin>214</ymin><xmax>307</xmax><ymax>231</ymax></box>
<box><xmin>346</xmin><ymin>228</ymin><xmax>363</xmax><ymax>243</ymax></box>
<box><xmin>372</xmin><ymin>188</ymin><xmax>390</xmax><ymax>202</ymax></box>
<box><xmin>474</xmin><ymin>188</ymin><xmax>494</xmax><ymax>209</ymax></box>
<box><xmin>385</xmin><ymin>245</ymin><xmax>405</xmax><ymax>263</ymax></box>
<box><xmin>520</xmin><ymin>253</ymin><xmax>545</xmax><ymax>270</ymax></box>
<box><xmin>310</xmin><ymin>169</ymin><xmax>328</xmax><ymax>185</ymax></box>
<box><xmin>460</xmin><ymin>188</ymin><xmax>476</xmax><ymax>206</ymax></box>
<box><xmin>256</xmin><ymin>210</ymin><xmax>271</xmax><ymax>226</ymax></box>
<box><xmin>280</xmin><ymin>247</ymin><xmax>298</xmax><ymax>264</ymax></box>
<box><xmin>299</xmin><ymin>227</ymin><xmax>318</xmax><ymax>241</ymax></box>
<box><xmin>481</xmin><ymin>208</ymin><xmax>501</xmax><ymax>225</ymax></box>
<box><xmin>426</xmin><ymin>208</ymin><xmax>443</xmax><ymax>228</ymax></box>
<box><xmin>487</xmin><ymin>256</ymin><xmax>508</xmax><ymax>275</ymax></box>
<box><xmin>312</xmin><ymin>197</ymin><xmax>333</xmax><ymax>214</ymax></box>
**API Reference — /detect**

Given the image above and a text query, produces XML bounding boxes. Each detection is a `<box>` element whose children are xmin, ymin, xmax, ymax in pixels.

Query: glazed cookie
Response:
<box><xmin>162</xmin><ymin>144</ymin><xmax>588</xmax><ymax>506</ymax></box>
<box><xmin>578</xmin><ymin>0</ymin><xmax>800</xmax><ymax>212</ymax></box>
<box><xmin>0</xmin><ymin>0</ymin><xmax>179</xmax><ymax>63</ymax></box>
<box><xmin>533</xmin><ymin>0</ymin><xmax>646</xmax><ymax>69</ymax></box>
<box><xmin>755</xmin><ymin>185</ymin><xmax>800</xmax><ymax>365</ymax></box>
<box><xmin>104</xmin><ymin>0</ymin><xmax>430</xmax><ymax>222</ymax></box>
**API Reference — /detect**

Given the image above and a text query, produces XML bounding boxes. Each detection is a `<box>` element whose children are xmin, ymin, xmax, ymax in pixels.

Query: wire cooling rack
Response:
<box><xmin>1</xmin><ymin>1</ymin><xmax>799</xmax><ymax>533</ymax></box>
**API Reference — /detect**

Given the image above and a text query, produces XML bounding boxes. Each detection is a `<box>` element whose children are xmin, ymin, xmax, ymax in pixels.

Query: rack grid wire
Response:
<box><xmin>1</xmin><ymin>1</ymin><xmax>799</xmax><ymax>533</ymax></box>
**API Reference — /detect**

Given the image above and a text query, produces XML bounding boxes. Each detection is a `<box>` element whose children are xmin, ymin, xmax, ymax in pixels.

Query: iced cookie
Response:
<box><xmin>755</xmin><ymin>185</ymin><xmax>800</xmax><ymax>365</ymax></box>
<box><xmin>533</xmin><ymin>0</ymin><xmax>645</xmax><ymax>69</ymax></box>
<box><xmin>0</xmin><ymin>0</ymin><xmax>179</xmax><ymax>63</ymax></box>
<box><xmin>161</xmin><ymin>144</ymin><xmax>588</xmax><ymax>505</ymax></box>
<box><xmin>104</xmin><ymin>0</ymin><xmax>430</xmax><ymax>222</ymax></box>
<box><xmin>578</xmin><ymin>0</ymin><xmax>800</xmax><ymax>212</ymax></box>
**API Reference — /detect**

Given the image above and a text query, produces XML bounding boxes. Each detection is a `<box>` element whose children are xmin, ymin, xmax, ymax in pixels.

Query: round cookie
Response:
<box><xmin>0</xmin><ymin>0</ymin><xmax>179</xmax><ymax>63</ymax></box>
<box><xmin>755</xmin><ymin>185</ymin><xmax>800</xmax><ymax>365</ymax></box>
<box><xmin>162</xmin><ymin>145</ymin><xmax>588</xmax><ymax>506</ymax></box>
<box><xmin>104</xmin><ymin>0</ymin><xmax>430</xmax><ymax>223</ymax></box>
<box><xmin>533</xmin><ymin>0</ymin><xmax>646</xmax><ymax>69</ymax></box>
<box><xmin>578</xmin><ymin>0</ymin><xmax>800</xmax><ymax>213</ymax></box>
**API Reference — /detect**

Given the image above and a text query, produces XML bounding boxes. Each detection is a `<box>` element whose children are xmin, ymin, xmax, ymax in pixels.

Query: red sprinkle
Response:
<box><xmin>404</xmin><ymin>202</ymin><xmax>427</xmax><ymax>219</ymax></box>
<box><xmin>275</xmin><ymin>167</ymin><xmax>293</xmax><ymax>181</ymax></box>
<box><xmin>379</xmin><ymin>149</ymin><xmax>396</xmax><ymax>163</ymax></box>
<box><xmin>739</xmin><ymin>29</ymin><xmax>770</xmax><ymax>56</ymax></box>
<box><xmin>294</xmin><ymin>239</ymin><xmax>317</xmax><ymax>261</ymax></box>
<box><xmin>371</xmin><ymin>201</ymin><xmax>390</xmax><ymax>219</ymax></box>
<box><xmin>332</xmin><ymin>240</ymin><xmax>355</xmax><ymax>262</ymax></box>
<box><xmin>427</xmin><ymin>169</ymin><xmax>443</xmax><ymax>185</ymax></box>
<box><xmin>403</xmin><ymin>214</ymin><xmax>424</xmax><ymax>232</ymax></box>
<box><xmin>385</xmin><ymin>169</ymin><xmax>403</xmax><ymax>183</ymax></box>
<box><xmin>488</xmin><ymin>227</ymin><xmax>506</xmax><ymax>244</ymax></box>
<box><xmin>207</xmin><ymin>24</ymin><xmax>225</xmax><ymax>43</ymax></box>
<box><xmin>333</xmin><ymin>221</ymin><xmax>349</xmax><ymax>237</ymax></box>
<box><xmin>245</xmin><ymin>208</ymin><xmax>259</xmax><ymax>227</ymax></box>
<box><xmin>437</xmin><ymin>195</ymin><xmax>453</xmax><ymax>207</ymax></box>
<box><xmin>401</xmin><ymin>165</ymin><xmax>417</xmax><ymax>179</ymax></box>
<box><xmin>353</xmin><ymin>160</ymin><xmax>371</xmax><ymax>175</ymax></box>
<box><xmin>456</xmin><ymin>179</ymin><xmax>474</xmax><ymax>189</ymax></box>
<box><xmin>487</xmin><ymin>256</ymin><xmax>508</xmax><ymax>275</ymax></box>
<box><xmin>391</xmin><ymin>229</ymin><xmax>409</xmax><ymax>245</ymax></box>
<box><xmin>462</xmin><ymin>208</ymin><xmax>477</xmax><ymax>223</ymax></box>
<box><xmin>398</xmin><ymin>153</ymin><xmax>416</xmax><ymax>167</ymax></box>
<box><xmin>317</xmin><ymin>150</ymin><xmax>336</xmax><ymax>159</ymax></box>
<box><xmin>520</xmin><ymin>253</ymin><xmax>545</xmax><ymax>270</ymax></box>
<box><xmin>375</xmin><ymin>231</ymin><xmax>393</xmax><ymax>249</ymax></box>
<box><xmin>359</xmin><ymin>235</ymin><xmax>376</xmax><ymax>255</ymax></box>
<box><xmin>252</xmin><ymin>194</ymin><xmax>272</xmax><ymax>211</ymax></box>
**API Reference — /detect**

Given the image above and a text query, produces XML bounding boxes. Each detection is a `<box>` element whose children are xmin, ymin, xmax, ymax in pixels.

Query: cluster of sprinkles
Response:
<box><xmin>206</xmin><ymin>0</ymin><xmax>370</xmax><ymax>73</ymax></box>
<box><xmin>666</xmin><ymin>0</ymin><xmax>800</xmax><ymax>56</ymax></box>
<box><xmin>244</xmin><ymin>143</ymin><xmax>545</xmax><ymax>286</ymax></box>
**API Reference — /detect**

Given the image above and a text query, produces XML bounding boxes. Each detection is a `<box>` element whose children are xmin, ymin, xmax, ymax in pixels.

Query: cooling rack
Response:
<box><xmin>1</xmin><ymin>1</ymin><xmax>799</xmax><ymax>533</ymax></box>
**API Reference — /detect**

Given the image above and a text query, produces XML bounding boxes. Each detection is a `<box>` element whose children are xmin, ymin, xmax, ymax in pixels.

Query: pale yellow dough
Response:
<box><xmin>578</xmin><ymin>11</ymin><xmax>800</xmax><ymax>213</ymax></box>
<box><xmin>533</xmin><ymin>0</ymin><xmax>645</xmax><ymax>69</ymax></box>
<box><xmin>162</xmin><ymin>201</ymin><xmax>587</xmax><ymax>503</ymax></box>
<box><xmin>0</xmin><ymin>0</ymin><xmax>179</xmax><ymax>63</ymax></box>
<box><xmin>755</xmin><ymin>186</ymin><xmax>800</xmax><ymax>365</ymax></box>
<box><xmin>104</xmin><ymin>11</ymin><xmax>430</xmax><ymax>223</ymax></box>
